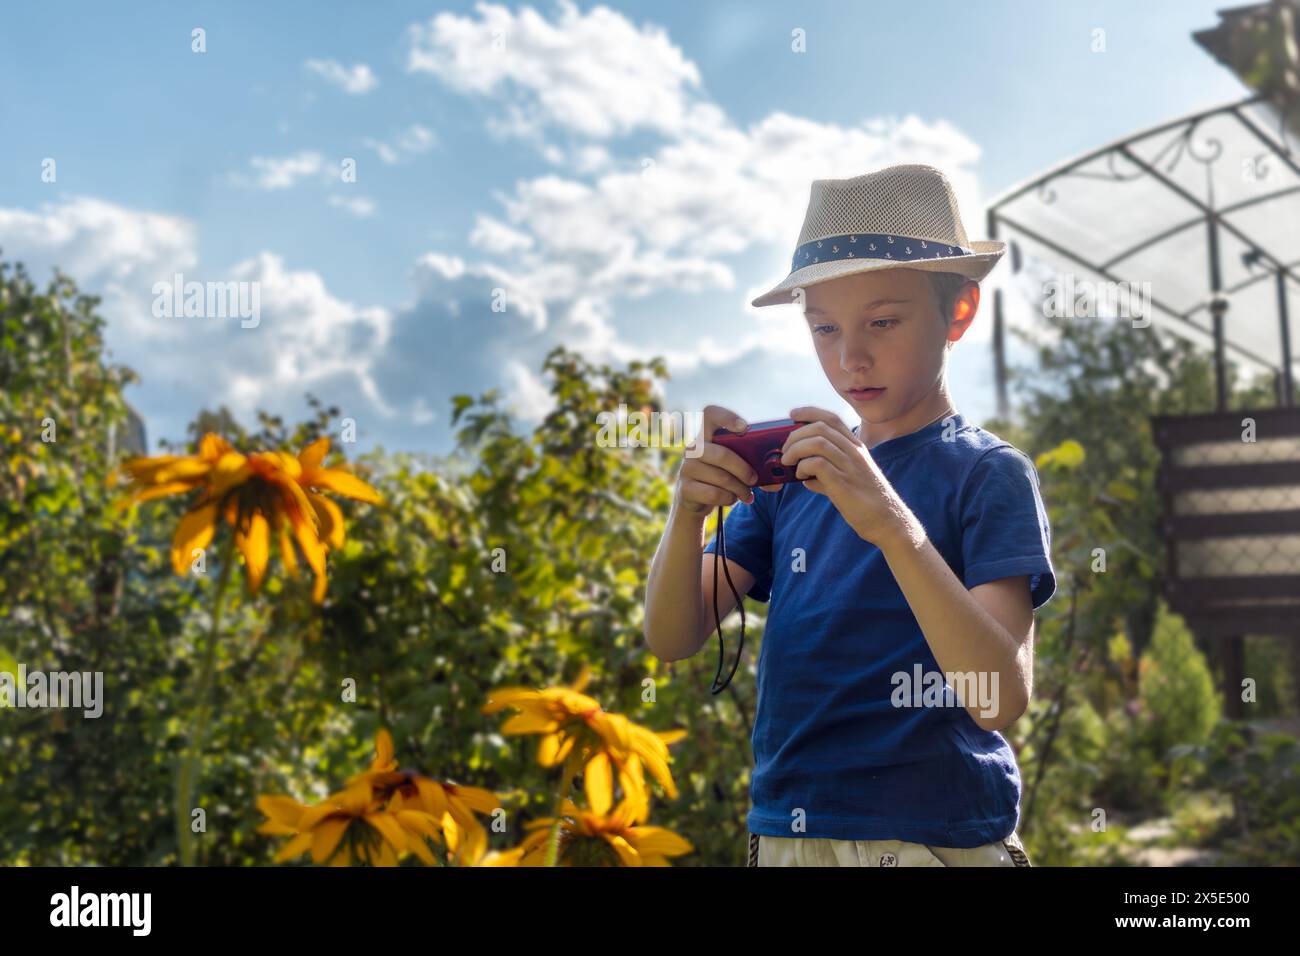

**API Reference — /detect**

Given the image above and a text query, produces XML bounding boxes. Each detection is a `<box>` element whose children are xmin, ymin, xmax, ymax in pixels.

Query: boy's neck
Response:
<box><xmin>857</xmin><ymin>389</ymin><xmax>958</xmax><ymax>450</ymax></box>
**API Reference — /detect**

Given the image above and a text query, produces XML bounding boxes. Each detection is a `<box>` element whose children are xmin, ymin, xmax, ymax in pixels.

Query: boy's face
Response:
<box><xmin>801</xmin><ymin>268</ymin><xmax>966</xmax><ymax>426</ymax></box>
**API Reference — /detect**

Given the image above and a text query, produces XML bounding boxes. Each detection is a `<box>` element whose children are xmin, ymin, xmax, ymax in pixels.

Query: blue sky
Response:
<box><xmin>0</xmin><ymin>0</ymin><xmax>1248</xmax><ymax>455</ymax></box>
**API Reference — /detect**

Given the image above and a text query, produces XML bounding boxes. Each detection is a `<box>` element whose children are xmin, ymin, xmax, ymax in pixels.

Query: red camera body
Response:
<box><xmin>711</xmin><ymin>418</ymin><xmax>808</xmax><ymax>487</ymax></box>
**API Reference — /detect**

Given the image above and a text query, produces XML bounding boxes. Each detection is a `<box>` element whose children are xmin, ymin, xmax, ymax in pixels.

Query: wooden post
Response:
<box><xmin>1221</xmin><ymin>636</ymin><xmax>1245</xmax><ymax>719</ymax></box>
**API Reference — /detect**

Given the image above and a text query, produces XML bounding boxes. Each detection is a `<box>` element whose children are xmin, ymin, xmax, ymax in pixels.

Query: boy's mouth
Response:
<box><xmin>847</xmin><ymin>387</ymin><xmax>886</xmax><ymax>402</ymax></box>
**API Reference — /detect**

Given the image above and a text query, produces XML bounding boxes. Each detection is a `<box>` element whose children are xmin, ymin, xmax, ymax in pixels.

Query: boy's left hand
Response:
<box><xmin>778</xmin><ymin>406</ymin><xmax>910</xmax><ymax>547</ymax></box>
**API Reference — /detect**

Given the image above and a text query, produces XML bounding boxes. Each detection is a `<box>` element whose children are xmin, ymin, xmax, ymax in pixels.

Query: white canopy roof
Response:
<box><xmin>989</xmin><ymin>95</ymin><xmax>1300</xmax><ymax>385</ymax></box>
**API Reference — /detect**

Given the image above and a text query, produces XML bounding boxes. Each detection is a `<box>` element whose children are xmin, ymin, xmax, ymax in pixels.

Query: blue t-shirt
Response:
<box><xmin>702</xmin><ymin>412</ymin><xmax>1055</xmax><ymax>846</ymax></box>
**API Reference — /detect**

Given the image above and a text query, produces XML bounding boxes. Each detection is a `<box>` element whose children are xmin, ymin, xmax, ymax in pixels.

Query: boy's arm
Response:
<box><xmin>876</xmin><ymin>521</ymin><xmax>1034</xmax><ymax>732</ymax></box>
<box><xmin>644</xmin><ymin>497</ymin><xmax>756</xmax><ymax>662</ymax></box>
<box><xmin>779</xmin><ymin>408</ymin><xmax>1052</xmax><ymax>733</ymax></box>
<box><xmin>645</xmin><ymin>404</ymin><xmax>773</xmax><ymax>664</ymax></box>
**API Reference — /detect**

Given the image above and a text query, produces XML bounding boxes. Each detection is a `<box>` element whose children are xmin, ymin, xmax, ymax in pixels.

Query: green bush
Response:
<box><xmin>1136</xmin><ymin>606</ymin><xmax>1221</xmax><ymax>762</ymax></box>
<box><xmin>1172</xmin><ymin>722</ymin><xmax>1300</xmax><ymax>865</ymax></box>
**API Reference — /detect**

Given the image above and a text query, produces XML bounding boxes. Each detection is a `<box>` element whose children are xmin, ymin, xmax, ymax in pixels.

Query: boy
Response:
<box><xmin>642</xmin><ymin>164</ymin><xmax>1055</xmax><ymax>867</ymax></box>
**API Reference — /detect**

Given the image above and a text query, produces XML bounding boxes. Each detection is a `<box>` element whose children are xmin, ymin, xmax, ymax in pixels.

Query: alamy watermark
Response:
<box><xmin>50</xmin><ymin>886</ymin><xmax>150</xmax><ymax>935</ymax></box>
<box><xmin>1042</xmin><ymin>276</ymin><xmax>1151</xmax><ymax>327</ymax></box>
<box><xmin>595</xmin><ymin>403</ymin><xmax>705</xmax><ymax>455</ymax></box>
<box><xmin>890</xmin><ymin>664</ymin><xmax>1000</xmax><ymax>720</ymax></box>
<box><xmin>1</xmin><ymin>664</ymin><xmax>103</xmax><ymax>718</ymax></box>
<box><xmin>152</xmin><ymin>273</ymin><xmax>261</xmax><ymax>328</ymax></box>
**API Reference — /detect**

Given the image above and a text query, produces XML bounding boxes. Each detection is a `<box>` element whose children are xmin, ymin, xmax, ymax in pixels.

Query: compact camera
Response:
<box><xmin>711</xmin><ymin>418</ymin><xmax>809</xmax><ymax>487</ymax></box>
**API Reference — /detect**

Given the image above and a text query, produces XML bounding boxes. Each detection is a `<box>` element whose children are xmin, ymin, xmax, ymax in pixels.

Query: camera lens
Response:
<box><xmin>763</xmin><ymin>448</ymin><xmax>785</xmax><ymax>478</ymax></box>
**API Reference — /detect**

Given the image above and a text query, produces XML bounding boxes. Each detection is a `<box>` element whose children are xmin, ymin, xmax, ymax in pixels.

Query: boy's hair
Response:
<box><xmin>925</xmin><ymin>271</ymin><xmax>976</xmax><ymax>325</ymax></box>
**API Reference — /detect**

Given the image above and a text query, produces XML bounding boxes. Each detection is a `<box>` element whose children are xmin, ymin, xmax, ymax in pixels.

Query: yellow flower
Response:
<box><xmin>346</xmin><ymin>728</ymin><xmax>502</xmax><ymax>866</ymax></box>
<box><xmin>584</xmin><ymin>727</ymin><xmax>687</xmax><ymax>822</ymax></box>
<box><xmin>116</xmin><ymin>432</ymin><xmax>379</xmax><ymax>602</ymax></box>
<box><xmin>477</xmin><ymin>846</ymin><xmax>529</xmax><ymax>867</ymax></box>
<box><xmin>256</xmin><ymin>782</ymin><xmax>421</xmax><ymax>867</ymax></box>
<box><xmin>504</xmin><ymin>798</ymin><xmax>693</xmax><ymax>867</ymax></box>
<box><xmin>482</xmin><ymin>666</ymin><xmax>685</xmax><ymax>820</ymax></box>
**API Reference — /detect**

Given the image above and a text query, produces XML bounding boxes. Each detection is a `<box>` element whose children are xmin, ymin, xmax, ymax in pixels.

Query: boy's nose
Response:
<box><xmin>839</xmin><ymin>339</ymin><xmax>874</xmax><ymax>372</ymax></box>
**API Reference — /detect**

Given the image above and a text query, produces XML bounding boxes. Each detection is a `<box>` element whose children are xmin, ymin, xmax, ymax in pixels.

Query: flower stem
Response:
<box><xmin>544</xmin><ymin>752</ymin><xmax>580</xmax><ymax>867</ymax></box>
<box><xmin>175</xmin><ymin>537</ymin><xmax>235</xmax><ymax>866</ymax></box>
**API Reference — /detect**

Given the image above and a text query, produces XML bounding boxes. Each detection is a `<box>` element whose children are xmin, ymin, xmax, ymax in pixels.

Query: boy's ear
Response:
<box><xmin>946</xmin><ymin>281</ymin><xmax>980</xmax><ymax>343</ymax></box>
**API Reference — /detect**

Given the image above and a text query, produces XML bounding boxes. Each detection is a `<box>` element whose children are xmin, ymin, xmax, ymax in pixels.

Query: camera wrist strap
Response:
<box><xmin>710</xmin><ymin>502</ymin><xmax>745</xmax><ymax>694</ymax></box>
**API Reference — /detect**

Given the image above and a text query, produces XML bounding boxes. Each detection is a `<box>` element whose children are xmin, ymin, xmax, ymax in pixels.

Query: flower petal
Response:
<box><xmin>364</xmin><ymin>812</ymin><xmax>410</xmax><ymax>855</ymax></box>
<box><xmin>372</xmin><ymin>729</ymin><xmax>395</xmax><ymax>770</ymax></box>
<box><xmin>210</xmin><ymin>452</ymin><xmax>252</xmax><ymax>498</ymax></box>
<box><xmin>310</xmin><ymin>817</ymin><xmax>350</xmax><ymax>864</ymax></box>
<box><xmin>298</xmin><ymin>436</ymin><xmax>330</xmax><ymax>471</ymax></box>
<box><xmin>584</xmin><ymin>752</ymin><xmax>613</xmax><ymax>816</ymax></box>
<box><xmin>135</xmin><ymin>480</ymin><xmax>201</xmax><ymax>503</ymax></box>
<box><xmin>199</xmin><ymin>433</ymin><xmax>233</xmax><ymax>462</ymax></box>
<box><xmin>604</xmin><ymin>834</ymin><xmax>641</xmax><ymax>867</ymax></box>
<box><xmin>292</xmin><ymin>515</ymin><xmax>328</xmax><ymax>579</ymax></box>
<box><xmin>279</xmin><ymin>527</ymin><xmax>299</xmax><ymax>579</ymax></box>
<box><xmin>308</xmin><ymin>492</ymin><xmax>345</xmax><ymax>550</ymax></box>
<box><xmin>447</xmin><ymin>785</ymin><xmax>500</xmax><ymax>815</ymax></box>
<box><xmin>480</xmin><ymin>688</ymin><xmax>542</xmax><ymax>714</ymax></box>
<box><xmin>236</xmin><ymin>511</ymin><xmax>271</xmax><ymax>592</ymax></box>
<box><xmin>256</xmin><ymin>794</ymin><xmax>305</xmax><ymax>831</ymax></box>
<box><xmin>627</xmin><ymin>826</ymin><xmax>694</xmax><ymax>857</ymax></box>
<box><xmin>171</xmin><ymin>502</ymin><xmax>218</xmax><ymax>576</ymax></box>
<box><xmin>414</xmin><ymin>778</ymin><xmax>449</xmax><ymax>819</ymax></box>
<box><xmin>273</xmin><ymin>830</ymin><xmax>314</xmax><ymax>863</ymax></box>
<box><xmin>502</xmin><ymin>711</ymin><xmax>559</xmax><ymax>735</ymax></box>
<box><xmin>305</xmin><ymin>468</ymin><xmax>381</xmax><ymax>504</ymax></box>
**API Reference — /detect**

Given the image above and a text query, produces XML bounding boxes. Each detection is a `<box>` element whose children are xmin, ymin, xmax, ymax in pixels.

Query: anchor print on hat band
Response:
<box><xmin>792</xmin><ymin>233</ymin><xmax>969</xmax><ymax>270</ymax></box>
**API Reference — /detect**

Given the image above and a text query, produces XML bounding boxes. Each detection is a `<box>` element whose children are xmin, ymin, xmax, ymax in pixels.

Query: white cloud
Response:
<box><xmin>398</xmin><ymin>124</ymin><xmax>436</xmax><ymax>154</ymax></box>
<box><xmin>406</xmin><ymin>0</ymin><xmax>705</xmax><ymax>139</ymax></box>
<box><xmin>304</xmin><ymin>59</ymin><xmax>379</xmax><ymax>94</ymax></box>
<box><xmin>468</xmin><ymin>215</ymin><xmax>533</xmax><ymax>254</ymax></box>
<box><xmin>2</xmin><ymin>5</ymin><xmax>1006</xmax><ymax>458</ymax></box>
<box><xmin>222</xmin><ymin>252</ymin><xmax>394</xmax><ymax>416</ymax></box>
<box><xmin>411</xmin><ymin>252</ymin><xmax>547</xmax><ymax>331</ymax></box>
<box><xmin>242</xmin><ymin>151</ymin><xmax>326</xmax><ymax>190</ymax></box>
<box><xmin>501</xmin><ymin>358</ymin><xmax>556</xmax><ymax>422</ymax></box>
<box><xmin>327</xmin><ymin>194</ymin><xmax>376</xmax><ymax>218</ymax></box>
<box><xmin>409</xmin><ymin>397</ymin><xmax>437</xmax><ymax>425</ymax></box>
<box><xmin>0</xmin><ymin>196</ymin><xmax>197</xmax><ymax>343</ymax></box>
<box><xmin>571</xmin><ymin>145</ymin><xmax>611</xmax><ymax>174</ymax></box>
<box><xmin>399</xmin><ymin>0</ymin><xmax>996</xmax><ymax>427</ymax></box>
<box><xmin>362</xmin><ymin>139</ymin><xmax>400</xmax><ymax>165</ymax></box>
<box><xmin>0</xmin><ymin>197</ymin><xmax>399</xmax><ymax>448</ymax></box>
<box><xmin>453</xmin><ymin>112</ymin><xmax>985</xmax><ymax>367</ymax></box>
<box><xmin>364</xmin><ymin>124</ymin><xmax>437</xmax><ymax>165</ymax></box>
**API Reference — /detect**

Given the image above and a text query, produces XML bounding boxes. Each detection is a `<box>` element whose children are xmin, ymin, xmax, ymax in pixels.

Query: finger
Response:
<box><xmin>695</xmin><ymin>442</ymin><xmax>761</xmax><ymax>486</ymax></box>
<box><xmin>782</xmin><ymin>434</ymin><xmax>848</xmax><ymax>468</ymax></box>
<box><xmin>794</xmin><ymin>455</ymin><xmax>840</xmax><ymax>484</ymax></box>
<box><xmin>788</xmin><ymin>406</ymin><xmax>858</xmax><ymax>445</ymax></box>
<box><xmin>680</xmin><ymin>458</ymin><xmax>756</xmax><ymax>501</ymax></box>
<box><xmin>679</xmin><ymin>477</ymin><xmax>745</xmax><ymax>510</ymax></box>
<box><xmin>699</xmin><ymin>404</ymin><xmax>748</xmax><ymax>443</ymax></box>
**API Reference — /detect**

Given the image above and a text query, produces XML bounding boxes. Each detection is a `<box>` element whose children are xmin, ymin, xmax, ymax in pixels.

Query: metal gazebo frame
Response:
<box><xmin>986</xmin><ymin>94</ymin><xmax>1298</xmax><ymax>417</ymax></box>
<box><xmin>983</xmin><ymin>95</ymin><xmax>1300</xmax><ymax>716</ymax></box>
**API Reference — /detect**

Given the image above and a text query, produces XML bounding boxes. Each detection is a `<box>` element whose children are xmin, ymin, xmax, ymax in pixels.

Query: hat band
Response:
<box><xmin>791</xmin><ymin>232</ymin><xmax>973</xmax><ymax>272</ymax></box>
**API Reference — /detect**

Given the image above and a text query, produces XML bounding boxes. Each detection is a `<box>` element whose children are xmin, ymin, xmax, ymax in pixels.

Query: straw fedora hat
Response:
<box><xmin>751</xmin><ymin>164</ymin><xmax>1005</xmax><ymax>308</ymax></box>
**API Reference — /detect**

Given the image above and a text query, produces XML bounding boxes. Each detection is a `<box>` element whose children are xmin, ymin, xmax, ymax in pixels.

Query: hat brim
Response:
<box><xmin>749</xmin><ymin>240</ymin><xmax>1005</xmax><ymax>308</ymax></box>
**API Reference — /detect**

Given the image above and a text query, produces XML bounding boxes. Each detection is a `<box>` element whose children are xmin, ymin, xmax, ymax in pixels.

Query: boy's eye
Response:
<box><xmin>870</xmin><ymin>318</ymin><xmax>900</xmax><ymax>329</ymax></box>
<box><xmin>811</xmin><ymin>324</ymin><xmax>835</xmax><ymax>336</ymax></box>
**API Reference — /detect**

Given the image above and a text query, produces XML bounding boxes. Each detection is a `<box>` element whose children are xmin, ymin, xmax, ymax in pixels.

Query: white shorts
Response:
<box><xmin>747</xmin><ymin>830</ymin><xmax>1033</xmax><ymax>867</ymax></box>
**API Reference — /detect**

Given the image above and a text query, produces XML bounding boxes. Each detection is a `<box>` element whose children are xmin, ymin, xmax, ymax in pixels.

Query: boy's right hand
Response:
<box><xmin>675</xmin><ymin>405</ymin><xmax>768</xmax><ymax>517</ymax></box>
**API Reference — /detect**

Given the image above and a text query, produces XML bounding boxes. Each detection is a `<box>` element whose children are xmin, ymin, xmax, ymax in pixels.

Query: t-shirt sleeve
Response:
<box><xmin>702</xmin><ymin>491</ymin><xmax>775</xmax><ymax>603</ymax></box>
<box><xmin>957</xmin><ymin>445</ymin><xmax>1057</xmax><ymax>610</ymax></box>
